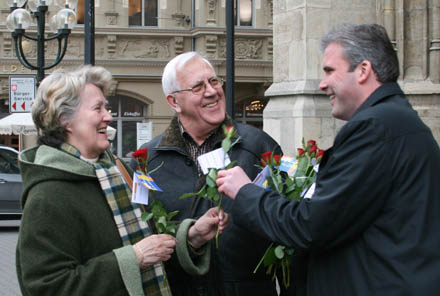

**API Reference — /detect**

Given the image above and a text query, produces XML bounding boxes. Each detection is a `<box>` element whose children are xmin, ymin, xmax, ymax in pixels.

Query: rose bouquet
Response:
<box><xmin>179</xmin><ymin>125</ymin><xmax>240</xmax><ymax>247</ymax></box>
<box><xmin>132</xmin><ymin>148</ymin><xmax>179</xmax><ymax>236</ymax></box>
<box><xmin>254</xmin><ymin>139</ymin><xmax>324</xmax><ymax>289</ymax></box>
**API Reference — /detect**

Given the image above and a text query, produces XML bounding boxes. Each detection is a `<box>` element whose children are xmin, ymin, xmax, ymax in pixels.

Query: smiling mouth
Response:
<box><xmin>97</xmin><ymin>128</ymin><xmax>107</xmax><ymax>134</ymax></box>
<box><xmin>204</xmin><ymin>101</ymin><xmax>218</xmax><ymax>108</ymax></box>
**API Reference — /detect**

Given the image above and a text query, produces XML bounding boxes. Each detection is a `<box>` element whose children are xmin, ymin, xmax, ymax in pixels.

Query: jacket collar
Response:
<box><xmin>353</xmin><ymin>82</ymin><xmax>404</xmax><ymax>117</ymax></box>
<box><xmin>157</xmin><ymin>115</ymin><xmax>236</xmax><ymax>149</ymax></box>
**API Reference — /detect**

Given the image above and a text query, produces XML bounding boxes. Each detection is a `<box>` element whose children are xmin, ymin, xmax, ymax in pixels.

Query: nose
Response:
<box><xmin>203</xmin><ymin>81</ymin><xmax>217</xmax><ymax>96</ymax></box>
<box><xmin>319</xmin><ymin>77</ymin><xmax>327</xmax><ymax>91</ymax></box>
<box><xmin>104</xmin><ymin>110</ymin><xmax>113</xmax><ymax>122</ymax></box>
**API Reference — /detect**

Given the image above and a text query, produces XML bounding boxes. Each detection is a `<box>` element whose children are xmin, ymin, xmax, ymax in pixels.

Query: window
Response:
<box><xmin>235</xmin><ymin>0</ymin><xmax>253</xmax><ymax>27</ymax></box>
<box><xmin>107</xmin><ymin>95</ymin><xmax>149</xmax><ymax>160</ymax></box>
<box><xmin>235</xmin><ymin>97</ymin><xmax>268</xmax><ymax>129</ymax></box>
<box><xmin>129</xmin><ymin>0</ymin><xmax>158</xmax><ymax>26</ymax></box>
<box><xmin>74</xmin><ymin>0</ymin><xmax>84</xmax><ymax>24</ymax></box>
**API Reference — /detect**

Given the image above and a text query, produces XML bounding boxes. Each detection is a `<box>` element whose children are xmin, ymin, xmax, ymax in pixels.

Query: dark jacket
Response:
<box><xmin>232</xmin><ymin>82</ymin><xmax>440</xmax><ymax>296</ymax></box>
<box><xmin>133</xmin><ymin>117</ymin><xmax>285</xmax><ymax>296</ymax></box>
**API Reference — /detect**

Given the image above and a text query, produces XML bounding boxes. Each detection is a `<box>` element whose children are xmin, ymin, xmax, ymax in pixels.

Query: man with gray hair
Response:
<box><xmin>216</xmin><ymin>24</ymin><xmax>440</xmax><ymax>295</ymax></box>
<box><xmin>131</xmin><ymin>52</ymin><xmax>291</xmax><ymax>295</ymax></box>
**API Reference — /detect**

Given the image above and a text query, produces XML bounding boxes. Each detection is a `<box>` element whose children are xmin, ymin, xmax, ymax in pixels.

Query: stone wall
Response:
<box><xmin>265</xmin><ymin>0</ymin><xmax>440</xmax><ymax>155</ymax></box>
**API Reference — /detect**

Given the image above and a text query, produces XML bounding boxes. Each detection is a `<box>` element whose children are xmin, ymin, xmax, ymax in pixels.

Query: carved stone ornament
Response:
<box><xmin>235</xmin><ymin>38</ymin><xmax>263</xmax><ymax>59</ymax></box>
<box><xmin>118</xmin><ymin>39</ymin><xmax>171</xmax><ymax>59</ymax></box>
<box><xmin>105</xmin><ymin>11</ymin><xmax>119</xmax><ymax>25</ymax></box>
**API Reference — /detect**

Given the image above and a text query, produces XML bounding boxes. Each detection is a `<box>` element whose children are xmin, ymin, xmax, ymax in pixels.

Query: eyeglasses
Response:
<box><xmin>171</xmin><ymin>77</ymin><xmax>224</xmax><ymax>95</ymax></box>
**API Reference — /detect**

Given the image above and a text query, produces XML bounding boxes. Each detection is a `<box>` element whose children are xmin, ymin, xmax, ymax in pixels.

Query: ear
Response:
<box><xmin>356</xmin><ymin>60</ymin><xmax>373</xmax><ymax>84</ymax></box>
<box><xmin>166</xmin><ymin>94</ymin><xmax>181</xmax><ymax>112</ymax></box>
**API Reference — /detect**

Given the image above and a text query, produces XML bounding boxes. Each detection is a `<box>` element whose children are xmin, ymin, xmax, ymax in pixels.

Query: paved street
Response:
<box><xmin>0</xmin><ymin>220</ymin><xmax>21</xmax><ymax>296</ymax></box>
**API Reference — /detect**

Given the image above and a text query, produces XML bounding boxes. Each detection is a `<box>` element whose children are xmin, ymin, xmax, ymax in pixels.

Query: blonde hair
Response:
<box><xmin>32</xmin><ymin>65</ymin><xmax>113</xmax><ymax>146</ymax></box>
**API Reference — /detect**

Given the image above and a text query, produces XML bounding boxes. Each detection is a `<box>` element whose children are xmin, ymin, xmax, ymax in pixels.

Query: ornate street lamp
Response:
<box><xmin>6</xmin><ymin>0</ymin><xmax>78</xmax><ymax>86</ymax></box>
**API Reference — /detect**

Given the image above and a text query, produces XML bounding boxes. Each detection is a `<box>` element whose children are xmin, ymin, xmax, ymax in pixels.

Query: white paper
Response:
<box><xmin>303</xmin><ymin>183</ymin><xmax>316</xmax><ymax>199</ymax></box>
<box><xmin>131</xmin><ymin>173</ymin><xmax>149</xmax><ymax>205</ymax></box>
<box><xmin>197</xmin><ymin>147</ymin><xmax>231</xmax><ymax>175</ymax></box>
<box><xmin>253</xmin><ymin>166</ymin><xmax>270</xmax><ymax>188</ymax></box>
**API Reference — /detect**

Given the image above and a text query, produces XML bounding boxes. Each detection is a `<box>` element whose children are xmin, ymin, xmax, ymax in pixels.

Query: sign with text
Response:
<box><xmin>137</xmin><ymin>122</ymin><xmax>153</xmax><ymax>149</ymax></box>
<box><xmin>9</xmin><ymin>75</ymin><xmax>36</xmax><ymax>113</ymax></box>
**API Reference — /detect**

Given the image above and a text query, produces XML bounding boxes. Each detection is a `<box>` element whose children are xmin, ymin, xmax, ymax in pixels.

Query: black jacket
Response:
<box><xmin>231</xmin><ymin>82</ymin><xmax>440</xmax><ymax>296</ymax></box>
<box><xmin>132</xmin><ymin>117</ymin><xmax>288</xmax><ymax>296</ymax></box>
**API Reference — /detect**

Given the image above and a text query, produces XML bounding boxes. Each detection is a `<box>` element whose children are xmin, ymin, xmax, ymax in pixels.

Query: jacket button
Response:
<box><xmin>185</xmin><ymin>159</ymin><xmax>192</xmax><ymax>166</ymax></box>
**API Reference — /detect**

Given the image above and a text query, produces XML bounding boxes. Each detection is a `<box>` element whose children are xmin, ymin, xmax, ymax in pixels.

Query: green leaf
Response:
<box><xmin>142</xmin><ymin>212</ymin><xmax>154</xmax><ymax>221</ymax></box>
<box><xmin>207</xmin><ymin>186</ymin><xmax>217</xmax><ymax>198</ymax></box>
<box><xmin>156</xmin><ymin>223</ymin><xmax>166</xmax><ymax>233</ymax></box>
<box><xmin>206</xmin><ymin>169</ymin><xmax>217</xmax><ymax>187</ymax></box>
<box><xmin>212</xmin><ymin>193</ymin><xmax>221</xmax><ymax>204</ymax></box>
<box><xmin>263</xmin><ymin>246</ymin><xmax>278</xmax><ymax>266</ymax></box>
<box><xmin>274</xmin><ymin>245</ymin><xmax>286</xmax><ymax>259</ymax></box>
<box><xmin>179</xmin><ymin>192</ymin><xmax>196</xmax><ymax>199</ymax></box>
<box><xmin>167</xmin><ymin>210</ymin><xmax>179</xmax><ymax>220</ymax></box>
<box><xmin>225</xmin><ymin>160</ymin><xmax>237</xmax><ymax>169</ymax></box>
<box><xmin>179</xmin><ymin>184</ymin><xmax>206</xmax><ymax>200</ymax></box>
<box><xmin>222</xmin><ymin>140</ymin><xmax>232</xmax><ymax>153</ymax></box>
<box><xmin>285</xmin><ymin>248</ymin><xmax>295</xmax><ymax>256</ymax></box>
<box><xmin>158</xmin><ymin>216</ymin><xmax>167</xmax><ymax>226</ymax></box>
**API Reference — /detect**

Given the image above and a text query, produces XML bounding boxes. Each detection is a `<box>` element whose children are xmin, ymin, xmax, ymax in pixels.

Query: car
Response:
<box><xmin>0</xmin><ymin>146</ymin><xmax>22</xmax><ymax>220</ymax></box>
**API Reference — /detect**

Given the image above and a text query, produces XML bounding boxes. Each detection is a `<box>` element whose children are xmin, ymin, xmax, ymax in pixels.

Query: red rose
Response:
<box><xmin>261</xmin><ymin>151</ymin><xmax>272</xmax><ymax>167</ymax></box>
<box><xmin>317</xmin><ymin>149</ymin><xmax>325</xmax><ymax>160</ymax></box>
<box><xmin>307</xmin><ymin>140</ymin><xmax>316</xmax><ymax>148</ymax></box>
<box><xmin>273</xmin><ymin>154</ymin><xmax>282</xmax><ymax>166</ymax></box>
<box><xmin>297</xmin><ymin>148</ymin><xmax>305</xmax><ymax>157</ymax></box>
<box><xmin>132</xmin><ymin>148</ymin><xmax>148</xmax><ymax>160</ymax></box>
<box><xmin>310</xmin><ymin>145</ymin><xmax>317</xmax><ymax>155</ymax></box>
<box><xmin>224</xmin><ymin>125</ymin><xmax>235</xmax><ymax>138</ymax></box>
<box><xmin>261</xmin><ymin>152</ymin><xmax>282</xmax><ymax>167</ymax></box>
<box><xmin>261</xmin><ymin>152</ymin><xmax>272</xmax><ymax>162</ymax></box>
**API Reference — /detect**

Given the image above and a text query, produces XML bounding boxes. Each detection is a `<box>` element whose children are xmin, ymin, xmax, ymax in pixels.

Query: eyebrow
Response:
<box><xmin>191</xmin><ymin>76</ymin><xmax>217</xmax><ymax>86</ymax></box>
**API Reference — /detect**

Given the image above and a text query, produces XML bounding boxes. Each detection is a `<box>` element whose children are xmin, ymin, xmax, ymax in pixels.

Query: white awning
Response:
<box><xmin>0</xmin><ymin>113</ymin><xmax>116</xmax><ymax>140</ymax></box>
<box><xmin>0</xmin><ymin>113</ymin><xmax>37</xmax><ymax>135</ymax></box>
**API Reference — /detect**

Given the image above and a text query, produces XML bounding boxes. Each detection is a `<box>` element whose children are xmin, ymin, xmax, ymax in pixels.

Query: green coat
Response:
<box><xmin>16</xmin><ymin>145</ymin><xmax>209</xmax><ymax>296</ymax></box>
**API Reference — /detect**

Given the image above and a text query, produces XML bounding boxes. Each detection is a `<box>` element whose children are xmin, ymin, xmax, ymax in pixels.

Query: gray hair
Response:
<box><xmin>161</xmin><ymin>51</ymin><xmax>215</xmax><ymax>95</ymax></box>
<box><xmin>32</xmin><ymin>65</ymin><xmax>113</xmax><ymax>147</ymax></box>
<box><xmin>320</xmin><ymin>23</ymin><xmax>399</xmax><ymax>83</ymax></box>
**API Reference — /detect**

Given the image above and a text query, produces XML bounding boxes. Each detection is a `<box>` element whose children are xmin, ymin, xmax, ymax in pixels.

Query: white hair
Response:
<box><xmin>161</xmin><ymin>52</ymin><xmax>215</xmax><ymax>95</ymax></box>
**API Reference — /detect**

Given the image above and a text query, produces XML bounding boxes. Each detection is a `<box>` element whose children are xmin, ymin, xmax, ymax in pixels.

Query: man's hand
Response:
<box><xmin>216</xmin><ymin>166</ymin><xmax>252</xmax><ymax>200</ymax></box>
<box><xmin>187</xmin><ymin>207</ymin><xmax>229</xmax><ymax>249</ymax></box>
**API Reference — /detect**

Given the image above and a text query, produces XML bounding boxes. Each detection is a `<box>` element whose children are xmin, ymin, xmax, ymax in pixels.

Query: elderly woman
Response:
<box><xmin>16</xmin><ymin>65</ymin><xmax>228</xmax><ymax>296</ymax></box>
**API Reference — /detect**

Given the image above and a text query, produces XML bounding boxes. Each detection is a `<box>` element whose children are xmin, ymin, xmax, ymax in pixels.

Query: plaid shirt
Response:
<box><xmin>178</xmin><ymin>120</ymin><xmax>221</xmax><ymax>177</ymax></box>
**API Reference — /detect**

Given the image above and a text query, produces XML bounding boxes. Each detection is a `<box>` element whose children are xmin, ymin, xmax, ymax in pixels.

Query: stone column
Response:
<box><xmin>264</xmin><ymin>0</ymin><xmax>440</xmax><ymax>154</ymax></box>
<box><xmin>429</xmin><ymin>0</ymin><xmax>440</xmax><ymax>83</ymax></box>
<box><xmin>263</xmin><ymin>0</ymin><xmax>377</xmax><ymax>155</ymax></box>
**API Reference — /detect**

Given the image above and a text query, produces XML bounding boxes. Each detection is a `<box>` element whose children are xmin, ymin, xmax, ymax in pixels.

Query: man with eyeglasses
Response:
<box><xmin>131</xmin><ymin>52</ymin><xmax>292</xmax><ymax>296</ymax></box>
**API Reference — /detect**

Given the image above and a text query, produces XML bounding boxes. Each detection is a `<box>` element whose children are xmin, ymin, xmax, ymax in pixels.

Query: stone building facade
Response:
<box><xmin>264</xmin><ymin>0</ymin><xmax>440</xmax><ymax>155</ymax></box>
<box><xmin>0</xmin><ymin>0</ymin><xmax>275</xmax><ymax>159</ymax></box>
<box><xmin>2</xmin><ymin>0</ymin><xmax>439</xmax><ymax>158</ymax></box>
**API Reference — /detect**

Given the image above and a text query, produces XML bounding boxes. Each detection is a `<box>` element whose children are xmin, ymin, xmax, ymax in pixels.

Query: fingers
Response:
<box><xmin>133</xmin><ymin>234</ymin><xmax>177</xmax><ymax>268</ymax></box>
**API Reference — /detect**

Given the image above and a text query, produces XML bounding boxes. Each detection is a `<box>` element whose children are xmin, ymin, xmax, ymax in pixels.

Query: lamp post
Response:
<box><xmin>6</xmin><ymin>0</ymin><xmax>77</xmax><ymax>86</ymax></box>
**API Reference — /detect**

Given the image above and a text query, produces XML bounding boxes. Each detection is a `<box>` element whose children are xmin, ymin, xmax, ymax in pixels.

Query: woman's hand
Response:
<box><xmin>187</xmin><ymin>207</ymin><xmax>229</xmax><ymax>249</ymax></box>
<box><xmin>133</xmin><ymin>234</ymin><xmax>177</xmax><ymax>268</ymax></box>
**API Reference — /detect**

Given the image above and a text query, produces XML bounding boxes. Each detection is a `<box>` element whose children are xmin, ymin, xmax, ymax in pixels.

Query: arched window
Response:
<box><xmin>107</xmin><ymin>95</ymin><xmax>149</xmax><ymax>160</ymax></box>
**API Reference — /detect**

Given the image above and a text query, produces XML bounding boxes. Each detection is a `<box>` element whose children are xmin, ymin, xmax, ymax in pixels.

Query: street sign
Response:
<box><xmin>9</xmin><ymin>75</ymin><xmax>36</xmax><ymax>113</ymax></box>
<box><xmin>137</xmin><ymin>122</ymin><xmax>152</xmax><ymax>149</ymax></box>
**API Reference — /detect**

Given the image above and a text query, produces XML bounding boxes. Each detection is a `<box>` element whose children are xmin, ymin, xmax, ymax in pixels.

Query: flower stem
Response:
<box><xmin>215</xmin><ymin>200</ymin><xmax>222</xmax><ymax>248</ymax></box>
<box><xmin>253</xmin><ymin>242</ymin><xmax>274</xmax><ymax>273</ymax></box>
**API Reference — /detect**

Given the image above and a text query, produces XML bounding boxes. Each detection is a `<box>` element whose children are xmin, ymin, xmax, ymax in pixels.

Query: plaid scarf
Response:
<box><xmin>59</xmin><ymin>143</ymin><xmax>172</xmax><ymax>296</ymax></box>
